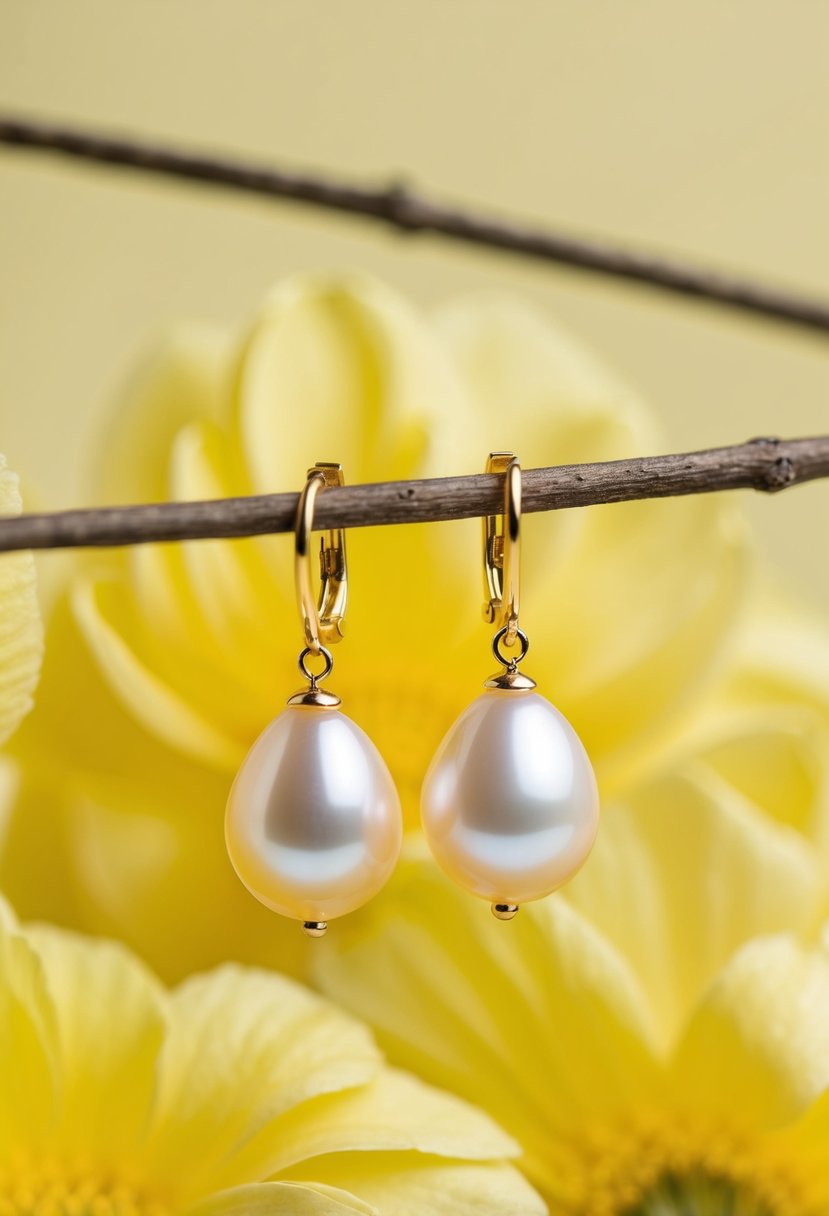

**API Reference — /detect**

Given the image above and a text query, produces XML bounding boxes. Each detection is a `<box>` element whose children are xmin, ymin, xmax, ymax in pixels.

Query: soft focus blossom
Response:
<box><xmin>3</xmin><ymin>275</ymin><xmax>829</xmax><ymax>983</ymax></box>
<box><xmin>315</xmin><ymin>827</ymin><xmax>829</xmax><ymax>1216</ymax></box>
<box><xmin>0</xmin><ymin>454</ymin><xmax>42</xmax><ymax>746</ymax></box>
<box><xmin>0</xmin><ymin>897</ymin><xmax>541</xmax><ymax>1215</ymax></box>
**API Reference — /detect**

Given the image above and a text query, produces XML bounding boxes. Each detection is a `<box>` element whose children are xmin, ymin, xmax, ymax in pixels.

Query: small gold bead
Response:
<box><xmin>303</xmin><ymin>920</ymin><xmax>328</xmax><ymax>937</ymax></box>
<box><xmin>491</xmin><ymin>903</ymin><xmax>519</xmax><ymax>921</ymax></box>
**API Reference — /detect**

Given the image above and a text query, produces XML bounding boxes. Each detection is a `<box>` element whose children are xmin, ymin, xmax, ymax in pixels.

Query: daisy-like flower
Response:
<box><xmin>1</xmin><ymin>275</ymin><xmax>771</xmax><ymax>981</ymax></box>
<box><xmin>0</xmin><ymin>453</ymin><xmax>42</xmax><ymax>745</ymax></box>
<box><xmin>0</xmin><ymin>897</ymin><xmax>542</xmax><ymax>1216</ymax></box>
<box><xmin>315</xmin><ymin>789</ymin><xmax>829</xmax><ymax>1216</ymax></box>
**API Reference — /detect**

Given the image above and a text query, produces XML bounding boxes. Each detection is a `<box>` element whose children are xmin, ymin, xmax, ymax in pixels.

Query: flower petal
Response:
<box><xmin>233</xmin><ymin>275</ymin><xmax>457</xmax><ymax>494</ymax></box>
<box><xmin>671</xmin><ymin>936</ymin><xmax>829</xmax><ymax>1129</ymax></box>
<box><xmin>0</xmin><ymin>912</ymin><xmax>58</xmax><ymax>1150</ymax></box>
<box><xmin>24</xmin><ymin>924</ymin><xmax>167</xmax><ymax>1159</ymax></box>
<box><xmin>0</xmin><ymin>892</ymin><xmax>16</xmax><ymax>930</ymax></box>
<box><xmin>73</xmin><ymin>578</ymin><xmax>244</xmax><ymax>771</ymax></box>
<box><xmin>768</xmin><ymin>1087</ymin><xmax>829</xmax><ymax>1209</ymax></box>
<box><xmin>145</xmin><ymin>965</ymin><xmax>381</xmax><ymax>1195</ymax></box>
<box><xmin>81</xmin><ymin>417</ymin><xmax>293</xmax><ymax>768</ymax></box>
<box><xmin>432</xmin><ymin>292</ymin><xmax>653</xmax><ymax>471</ymax></box>
<box><xmin>565</xmin><ymin>760</ymin><xmax>824</xmax><ymax>1049</ymax></box>
<box><xmin>696</xmin><ymin>706</ymin><xmax>829</xmax><ymax>845</ymax></box>
<box><xmin>1</xmin><ymin>595</ymin><xmax>304</xmax><ymax>985</ymax></box>
<box><xmin>294</xmin><ymin>1158</ymin><xmax>546</xmax><ymax>1216</ymax></box>
<box><xmin>215</xmin><ymin>1068</ymin><xmax>518</xmax><ymax>1188</ymax></box>
<box><xmin>157</xmin><ymin>418</ymin><xmax>293</xmax><ymax>742</ymax></box>
<box><xmin>92</xmin><ymin>325</ymin><xmax>232</xmax><ymax>505</ymax></box>
<box><xmin>169</xmin><ymin>420</ymin><xmax>290</xmax><ymax>651</ymax></box>
<box><xmin>532</xmin><ymin>493</ymin><xmax>750</xmax><ymax>793</ymax></box>
<box><xmin>315</xmin><ymin>860</ymin><xmax>659</xmax><ymax>1191</ymax></box>
<box><xmin>184</xmin><ymin>1181</ymin><xmax>378</xmax><ymax>1216</ymax></box>
<box><xmin>723</xmin><ymin>587</ymin><xmax>829</xmax><ymax>721</ymax></box>
<box><xmin>431</xmin><ymin>294</ymin><xmax>752</xmax><ymax>793</ymax></box>
<box><xmin>0</xmin><ymin>455</ymin><xmax>43</xmax><ymax>745</ymax></box>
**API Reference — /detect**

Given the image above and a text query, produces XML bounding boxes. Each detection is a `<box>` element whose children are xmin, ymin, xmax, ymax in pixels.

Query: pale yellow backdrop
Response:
<box><xmin>1</xmin><ymin>2</ymin><xmax>827</xmax><ymax>602</ymax></box>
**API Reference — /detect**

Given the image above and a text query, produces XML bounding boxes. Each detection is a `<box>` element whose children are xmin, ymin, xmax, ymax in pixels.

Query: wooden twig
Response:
<box><xmin>0</xmin><ymin>436</ymin><xmax>826</xmax><ymax>554</ymax></box>
<box><xmin>2</xmin><ymin>115</ymin><xmax>829</xmax><ymax>336</ymax></box>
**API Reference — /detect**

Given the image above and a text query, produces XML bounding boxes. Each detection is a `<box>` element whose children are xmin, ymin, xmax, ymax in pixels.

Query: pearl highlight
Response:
<box><xmin>226</xmin><ymin>706</ymin><xmax>402</xmax><ymax>926</ymax></box>
<box><xmin>421</xmin><ymin>689</ymin><xmax>599</xmax><ymax>906</ymax></box>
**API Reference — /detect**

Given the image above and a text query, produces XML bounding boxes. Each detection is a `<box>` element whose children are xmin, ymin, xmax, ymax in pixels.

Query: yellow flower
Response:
<box><xmin>1</xmin><ymin>274</ymin><xmax>814</xmax><ymax>984</ymax></box>
<box><xmin>0</xmin><ymin>454</ymin><xmax>42</xmax><ymax>746</ymax></box>
<box><xmin>0</xmin><ymin>897</ymin><xmax>542</xmax><ymax>1215</ymax></box>
<box><xmin>314</xmin><ymin>822</ymin><xmax>829</xmax><ymax>1216</ymax></box>
<box><xmin>75</xmin><ymin>276</ymin><xmax>751</xmax><ymax>800</ymax></box>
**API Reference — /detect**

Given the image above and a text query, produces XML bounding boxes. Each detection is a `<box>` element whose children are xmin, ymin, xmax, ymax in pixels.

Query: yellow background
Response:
<box><xmin>1</xmin><ymin>2</ymin><xmax>827</xmax><ymax>602</ymax></box>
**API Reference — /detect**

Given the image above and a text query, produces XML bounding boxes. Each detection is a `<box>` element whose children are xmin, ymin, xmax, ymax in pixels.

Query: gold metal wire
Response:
<box><xmin>294</xmin><ymin>463</ymin><xmax>348</xmax><ymax>653</ymax></box>
<box><xmin>482</xmin><ymin>452</ymin><xmax>521</xmax><ymax>644</ymax></box>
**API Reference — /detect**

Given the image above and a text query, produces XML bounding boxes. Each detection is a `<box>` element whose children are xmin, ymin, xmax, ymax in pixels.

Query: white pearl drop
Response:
<box><xmin>226</xmin><ymin>706</ymin><xmax>402</xmax><ymax>924</ymax></box>
<box><xmin>421</xmin><ymin>689</ymin><xmax>599</xmax><ymax>905</ymax></box>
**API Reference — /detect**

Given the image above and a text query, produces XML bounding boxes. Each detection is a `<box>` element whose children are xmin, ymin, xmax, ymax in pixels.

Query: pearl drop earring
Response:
<box><xmin>421</xmin><ymin>452</ymin><xmax>599</xmax><ymax>919</ymax></box>
<box><xmin>225</xmin><ymin>463</ymin><xmax>402</xmax><ymax>937</ymax></box>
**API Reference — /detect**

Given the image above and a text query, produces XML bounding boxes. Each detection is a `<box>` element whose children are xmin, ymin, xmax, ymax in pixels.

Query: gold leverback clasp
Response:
<box><xmin>482</xmin><ymin>452</ymin><xmax>521</xmax><ymax>645</ymax></box>
<box><xmin>295</xmin><ymin>462</ymin><xmax>347</xmax><ymax>653</ymax></box>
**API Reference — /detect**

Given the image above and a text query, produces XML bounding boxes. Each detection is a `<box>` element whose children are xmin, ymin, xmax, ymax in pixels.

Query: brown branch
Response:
<box><xmin>2</xmin><ymin>115</ymin><xmax>829</xmax><ymax>336</ymax></box>
<box><xmin>0</xmin><ymin>436</ymin><xmax>826</xmax><ymax>554</ymax></box>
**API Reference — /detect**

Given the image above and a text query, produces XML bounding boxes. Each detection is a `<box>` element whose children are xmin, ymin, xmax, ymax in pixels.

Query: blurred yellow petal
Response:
<box><xmin>279</xmin><ymin>1067</ymin><xmax>518</xmax><ymax>1161</ymax></box>
<box><xmin>696</xmin><ymin>707</ymin><xmax>829</xmax><ymax>842</ymax></box>
<box><xmin>73</xmin><ymin>577</ymin><xmax>244</xmax><ymax>770</ymax></box>
<box><xmin>1</xmin><ymin>595</ymin><xmax>305</xmax><ymax>984</ymax></box>
<box><xmin>185</xmin><ymin>1181</ymin><xmax>379</xmax><ymax>1216</ymax></box>
<box><xmin>769</xmin><ymin>1088</ymin><xmax>829</xmax><ymax>1210</ymax></box>
<box><xmin>0</xmin><ymin>913</ymin><xmax>57</xmax><ymax>1150</ymax></box>
<box><xmin>429</xmin><ymin>294</ymin><xmax>752</xmax><ymax>789</ymax></box>
<box><xmin>299</xmin><ymin>1159</ymin><xmax>546</xmax><ymax>1216</ymax></box>
<box><xmin>170</xmin><ymin>420</ymin><xmax>289</xmax><ymax>652</ymax></box>
<box><xmin>25</xmin><ymin>925</ymin><xmax>166</xmax><ymax>1160</ymax></box>
<box><xmin>233</xmin><ymin>275</ymin><xmax>453</xmax><ymax>492</ymax></box>
<box><xmin>118</xmin><ymin>536</ymin><xmax>275</xmax><ymax>762</ymax></box>
<box><xmin>0</xmin><ymin>761</ymin><xmax>82</xmax><ymax>930</ymax></box>
<box><xmin>164</xmin><ymin>418</ymin><xmax>294</xmax><ymax>743</ymax></box>
<box><xmin>319</xmin><ymin>858</ymin><xmax>829</xmax><ymax>1210</ymax></box>
<box><xmin>529</xmin><ymin>494</ymin><xmax>751</xmax><ymax>793</ymax></box>
<box><xmin>431</xmin><ymin>292</ymin><xmax>653</xmax><ymax>471</ymax></box>
<box><xmin>672</xmin><ymin>936</ymin><xmax>829</xmax><ymax>1130</ymax></box>
<box><xmin>146</xmin><ymin>964</ymin><xmax>381</xmax><ymax>1190</ymax></box>
<box><xmin>0</xmin><ymin>916</ymin><xmax>533</xmax><ymax>1215</ymax></box>
<box><xmin>565</xmin><ymin>760</ymin><xmax>824</xmax><ymax>1047</ymax></box>
<box><xmin>0</xmin><ymin>891</ymin><xmax>15</xmax><ymax>930</ymax></box>
<box><xmin>0</xmin><ymin>454</ymin><xmax>43</xmax><ymax>745</ymax></box>
<box><xmin>91</xmin><ymin>325</ymin><xmax>233</xmax><ymax>505</ymax></box>
<box><xmin>724</xmin><ymin>585</ymin><xmax>829</xmax><ymax>720</ymax></box>
<box><xmin>315</xmin><ymin>860</ymin><xmax>659</xmax><ymax>1186</ymax></box>
<box><xmin>221</xmin><ymin>1068</ymin><xmax>518</xmax><ymax>1188</ymax></box>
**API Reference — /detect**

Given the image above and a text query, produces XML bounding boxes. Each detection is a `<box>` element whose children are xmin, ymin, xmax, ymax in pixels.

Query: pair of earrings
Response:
<box><xmin>225</xmin><ymin>454</ymin><xmax>600</xmax><ymax>936</ymax></box>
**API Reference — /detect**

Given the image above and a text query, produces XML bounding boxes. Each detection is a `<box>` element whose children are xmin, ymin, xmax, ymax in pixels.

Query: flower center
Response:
<box><xmin>555</xmin><ymin>1113</ymin><xmax>821</xmax><ymax>1216</ymax></box>
<box><xmin>0</xmin><ymin>1158</ymin><xmax>168</xmax><ymax>1216</ymax></box>
<box><xmin>627</xmin><ymin>1174</ymin><xmax>775</xmax><ymax>1215</ymax></box>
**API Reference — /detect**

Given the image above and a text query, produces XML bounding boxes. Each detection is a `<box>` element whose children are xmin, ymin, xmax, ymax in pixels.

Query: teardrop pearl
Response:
<box><xmin>226</xmin><ymin>706</ymin><xmax>402</xmax><ymax>924</ymax></box>
<box><xmin>421</xmin><ymin>689</ymin><xmax>599</xmax><ymax>905</ymax></box>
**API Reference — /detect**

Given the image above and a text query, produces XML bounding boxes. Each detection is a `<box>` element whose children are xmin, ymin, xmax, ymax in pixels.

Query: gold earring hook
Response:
<box><xmin>482</xmin><ymin>452</ymin><xmax>521</xmax><ymax>645</ymax></box>
<box><xmin>295</xmin><ymin>463</ymin><xmax>347</xmax><ymax>653</ymax></box>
